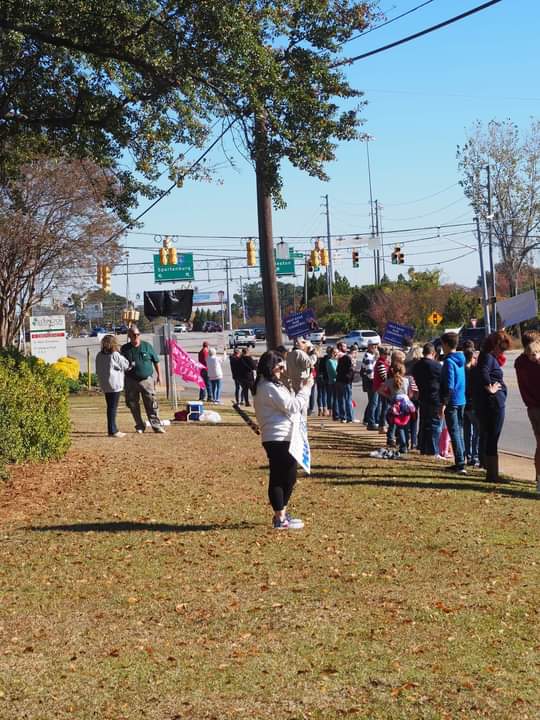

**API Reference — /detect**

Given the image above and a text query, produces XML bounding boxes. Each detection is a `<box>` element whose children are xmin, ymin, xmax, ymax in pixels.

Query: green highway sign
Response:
<box><xmin>289</xmin><ymin>246</ymin><xmax>304</xmax><ymax>259</ymax></box>
<box><xmin>153</xmin><ymin>253</ymin><xmax>194</xmax><ymax>282</ymax></box>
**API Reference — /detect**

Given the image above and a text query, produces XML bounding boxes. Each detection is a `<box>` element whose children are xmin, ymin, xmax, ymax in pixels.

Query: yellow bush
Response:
<box><xmin>51</xmin><ymin>356</ymin><xmax>80</xmax><ymax>381</ymax></box>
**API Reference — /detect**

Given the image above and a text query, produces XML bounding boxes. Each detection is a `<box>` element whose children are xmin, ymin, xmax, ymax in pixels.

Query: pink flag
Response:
<box><xmin>167</xmin><ymin>340</ymin><xmax>206</xmax><ymax>388</ymax></box>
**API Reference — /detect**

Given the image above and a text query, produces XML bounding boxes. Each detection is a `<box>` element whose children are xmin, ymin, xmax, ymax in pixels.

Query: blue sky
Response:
<box><xmin>115</xmin><ymin>0</ymin><xmax>540</xmax><ymax>305</ymax></box>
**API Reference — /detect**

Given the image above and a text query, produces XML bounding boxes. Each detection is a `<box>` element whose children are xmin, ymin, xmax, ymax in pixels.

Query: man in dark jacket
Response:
<box><xmin>237</xmin><ymin>348</ymin><xmax>257</xmax><ymax>406</ymax></box>
<box><xmin>335</xmin><ymin>348</ymin><xmax>357</xmax><ymax>423</ymax></box>
<box><xmin>229</xmin><ymin>348</ymin><xmax>242</xmax><ymax>404</ymax></box>
<box><xmin>440</xmin><ymin>332</ymin><xmax>467</xmax><ymax>474</ymax></box>
<box><xmin>412</xmin><ymin>343</ymin><xmax>442</xmax><ymax>455</ymax></box>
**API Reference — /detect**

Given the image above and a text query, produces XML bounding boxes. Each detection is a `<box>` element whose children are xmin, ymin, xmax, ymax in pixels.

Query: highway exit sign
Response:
<box><xmin>153</xmin><ymin>253</ymin><xmax>194</xmax><ymax>282</ymax></box>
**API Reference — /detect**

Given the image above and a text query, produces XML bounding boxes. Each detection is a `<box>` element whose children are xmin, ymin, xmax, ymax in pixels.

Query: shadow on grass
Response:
<box><xmin>28</xmin><ymin>520</ymin><xmax>257</xmax><ymax>534</ymax></box>
<box><xmin>319</xmin><ymin>476</ymin><xmax>538</xmax><ymax>500</ymax></box>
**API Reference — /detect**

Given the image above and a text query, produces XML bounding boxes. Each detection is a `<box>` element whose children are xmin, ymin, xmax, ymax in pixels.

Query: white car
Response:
<box><xmin>228</xmin><ymin>329</ymin><xmax>256</xmax><ymax>348</ymax></box>
<box><xmin>341</xmin><ymin>329</ymin><xmax>381</xmax><ymax>350</ymax></box>
<box><xmin>174</xmin><ymin>323</ymin><xmax>188</xmax><ymax>333</ymax></box>
<box><xmin>306</xmin><ymin>329</ymin><xmax>326</xmax><ymax>344</ymax></box>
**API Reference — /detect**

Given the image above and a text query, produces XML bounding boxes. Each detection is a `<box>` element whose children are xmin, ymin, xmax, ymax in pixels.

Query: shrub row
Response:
<box><xmin>0</xmin><ymin>349</ymin><xmax>71</xmax><ymax>470</ymax></box>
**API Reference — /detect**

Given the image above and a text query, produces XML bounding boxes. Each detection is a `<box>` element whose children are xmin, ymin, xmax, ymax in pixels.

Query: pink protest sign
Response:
<box><xmin>167</xmin><ymin>340</ymin><xmax>206</xmax><ymax>388</ymax></box>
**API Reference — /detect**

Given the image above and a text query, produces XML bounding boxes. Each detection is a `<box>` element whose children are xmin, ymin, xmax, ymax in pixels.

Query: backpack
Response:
<box><xmin>386</xmin><ymin>396</ymin><xmax>416</xmax><ymax>427</ymax></box>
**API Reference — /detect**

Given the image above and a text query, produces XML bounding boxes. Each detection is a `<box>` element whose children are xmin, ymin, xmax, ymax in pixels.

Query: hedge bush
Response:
<box><xmin>0</xmin><ymin>349</ymin><xmax>71</xmax><ymax>470</ymax></box>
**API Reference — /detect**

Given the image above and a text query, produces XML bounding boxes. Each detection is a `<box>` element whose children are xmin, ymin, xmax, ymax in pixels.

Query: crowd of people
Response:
<box><xmin>94</xmin><ymin>325</ymin><xmax>540</xmax><ymax>531</ymax></box>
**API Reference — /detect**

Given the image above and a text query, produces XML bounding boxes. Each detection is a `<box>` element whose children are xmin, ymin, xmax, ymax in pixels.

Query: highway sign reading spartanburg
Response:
<box><xmin>153</xmin><ymin>253</ymin><xmax>194</xmax><ymax>282</ymax></box>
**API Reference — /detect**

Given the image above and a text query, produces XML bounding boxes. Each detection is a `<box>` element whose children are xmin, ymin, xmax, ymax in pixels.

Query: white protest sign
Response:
<box><xmin>497</xmin><ymin>290</ymin><xmax>538</xmax><ymax>327</ymax></box>
<box><xmin>29</xmin><ymin>315</ymin><xmax>67</xmax><ymax>363</ymax></box>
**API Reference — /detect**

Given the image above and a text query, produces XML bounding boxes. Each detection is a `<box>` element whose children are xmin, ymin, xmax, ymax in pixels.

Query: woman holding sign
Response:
<box><xmin>253</xmin><ymin>351</ymin><xmax>313</xmax><ymax>530</ymax></box>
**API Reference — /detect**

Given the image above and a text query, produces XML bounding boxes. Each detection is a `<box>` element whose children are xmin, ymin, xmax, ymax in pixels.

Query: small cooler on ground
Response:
<box><xmin>187</xmin><ymin>401</ymin><xmax>203</xmax><ymax>421</ymax></box>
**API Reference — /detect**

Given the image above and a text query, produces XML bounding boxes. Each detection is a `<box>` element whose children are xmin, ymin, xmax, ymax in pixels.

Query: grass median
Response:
<box><xmin>0</xmin><ymin>394</ymin><xmax>538</xmax><ymax>720</ymax></box>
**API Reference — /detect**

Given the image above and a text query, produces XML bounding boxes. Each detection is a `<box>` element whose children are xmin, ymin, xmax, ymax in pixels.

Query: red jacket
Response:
<box><xmin>373</xmin><ymin>358</ymin><xmax>389</xmax><ymax>391</ymax></box>
<box><xmin>515</xmin><ymin>353</ymin><xmax>540</xmax><ymax>408</ymax></box>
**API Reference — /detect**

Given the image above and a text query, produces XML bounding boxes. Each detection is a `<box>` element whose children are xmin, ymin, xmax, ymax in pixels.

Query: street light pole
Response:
<box><xmin>475</xmin><ymin>216</ymin><xmax>491</xmax><ymax>336</ymax></box>
<box><xmin>486</xmin><ymin>164</ymin><xmax>497</xmax><ymax>329</ymax></box>
<box><xmin>323</xmin><ymin>194</ymin><xmax>334</xmax><ymax>305</ymax></box>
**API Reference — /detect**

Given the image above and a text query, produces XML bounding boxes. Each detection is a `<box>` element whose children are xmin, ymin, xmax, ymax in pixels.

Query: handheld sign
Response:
<box><xmin>382</xmin><ymin>321</ymin><xmax>415</xmax><ymax>348</ymax></box>
<box><xmin>283</xmin><ymin>308</ymin><xmax>318</xmax><ymax>339</ymax></box>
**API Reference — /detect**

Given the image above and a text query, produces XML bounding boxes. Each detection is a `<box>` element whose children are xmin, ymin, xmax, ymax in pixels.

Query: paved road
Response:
<box><xmin>67</xmin><ymin>335</ymin><xmax>535</xmax><ymax>458</ymax></box>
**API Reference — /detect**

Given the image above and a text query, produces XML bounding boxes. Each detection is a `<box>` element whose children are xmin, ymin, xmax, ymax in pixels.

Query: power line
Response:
<box><xmin>334</xmin><ymin>0</ymin><xmax>503</xmax><ymax>68</ymax></box>
<box><xmin>341</xmin><ymin>0</ymin><xmax>438</xmax><ymax>46</ymax></box>
<box><xmin>382</xmin><ymin>182</ymin><xmax>459</xmax><ymax>207</ymax></box>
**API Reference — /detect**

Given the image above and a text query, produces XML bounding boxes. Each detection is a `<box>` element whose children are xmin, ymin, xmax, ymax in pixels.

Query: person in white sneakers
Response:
<box><xmin>95</xmin><ymin>334</ymin><xmax>130</xmax><ymax>437</ymax></box>
<box><xmin>253</xmin><ymin>351</ymin><xmax>313</xmax><ymax>530</ymax></box>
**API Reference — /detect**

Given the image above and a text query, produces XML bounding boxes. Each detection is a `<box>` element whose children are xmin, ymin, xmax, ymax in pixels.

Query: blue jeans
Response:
<box><xmin>444</xmin><ymin>405</ymin><xmax>465</xmax><ymax>468</ymax></box>
<box><xmin>210</xmin><ymin>378</ymin><xmax>222</xmax><ymax>402</ymax></box>
<box><xmin>378</xmin><ymin>396</ymin><xmax>388</xmax><ymax>429</ymax></box>
<box><xmin>464</xmin><ymin>408</ymin><xmax>480</xmax><ymax>463</ymax></box>
<box><xmin>363</xmin><ymin>381</ymin><xmax>379</xmax><ymax>427</ymax></box>
<box><xmin>419</xmin><ymin>403</ymin><xmax>442</xmax><ymax>455</ymax></box>
<box><xmin>199</xmin><ymin>369</ymin><xmax>211</xmax><ymax>401</ymax></box>
<box><xmin>335</xmin><ymin>382</ymin><xmax>353</xmax><ymax>422</ymax></box>
<box><xmin>326</xmin><ymin>383</ymin><xmax>337</xmax><ymax>418</ymax></box>
<box><xmin>105</xmin><ymin>391</ymin><xmax>121</xmax><ymax>435</ymax></box>
<box><xmin>316</xmin><ymin>380</ymin><xmax>327</xmax><ymax>410</ymax></box>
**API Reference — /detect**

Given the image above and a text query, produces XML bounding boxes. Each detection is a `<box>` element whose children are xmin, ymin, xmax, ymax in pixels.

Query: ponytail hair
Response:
<box><xmin>391</xmin><ymin>360</ymin><xmax>406</xmax><ymax>392</ymax></box>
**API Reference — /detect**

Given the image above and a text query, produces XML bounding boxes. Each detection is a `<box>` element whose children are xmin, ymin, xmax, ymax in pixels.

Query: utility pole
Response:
<box><xmin>304</xmin><ymin>255</ymin><xmax>309</xmax><ymax>307</ymax></box>
<box><xmin>475</xmin><ymin>216</ymin><xmax>491</xmax><ymax>336</ymax></box>
<box><xmin>255</xmin><ymin>113</ymin><xmax>282</xmax><ymax>349</ymax></box>
<box><xmin>225</xmin><ymin>258</ymin><xmax>233</xmax><ymax>331</ymax></box>
<box><xmin>375</xmin><ymin>199</ymin><xmax>381</xmax><ymax>285</ymax></box>
<box><xmin>125</xmin><ymin>251</ymin><xmax>130</xmax><ymax>304</ymax></box>
<box><xmin>486</xmin><ymin>164</ymin><xmax>497</xmax><ymax>329</ymax></box>
<box><xmin>323</xmin><ymin>194</ymin><xmax>334</xmax><ymax>305</ymax></box>
<box><xmin>365</xmin><ymin>138</ymin><xmax>378</xmax><ymax>285</ymax></box>
<box><xmin>239</xmin><ymin>275</ymin><xmax>247</xmax><ymax>324</ymax></box>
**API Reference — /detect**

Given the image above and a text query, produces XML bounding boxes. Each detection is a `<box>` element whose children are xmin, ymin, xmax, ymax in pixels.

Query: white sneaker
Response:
<box><xmin>112</xmin><ymin>431</ymin><xmax>126</xmax><ymax>438</ymax></box>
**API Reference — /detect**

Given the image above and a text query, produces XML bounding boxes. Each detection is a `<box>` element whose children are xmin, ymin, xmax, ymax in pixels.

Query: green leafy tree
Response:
<box><xmin>0</xmin><ymin>1</ymin><xmax>376</xmax><ymax>212</ymax></box>
<box><xmin>458</xmin><ymin>119</ymin><xmax>540</xmax><ymax>295</ymax></box>
<box><xmin>443</xmin><ymin>289</ymin><xmax>483</xmax><ymax>327</ymax></box>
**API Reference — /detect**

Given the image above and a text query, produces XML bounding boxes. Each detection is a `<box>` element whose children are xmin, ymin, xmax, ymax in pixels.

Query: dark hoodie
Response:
<box><xmin>440</xmin><ymin>351</ymin><xmax>466</xmax><ymax>407</ymax></box>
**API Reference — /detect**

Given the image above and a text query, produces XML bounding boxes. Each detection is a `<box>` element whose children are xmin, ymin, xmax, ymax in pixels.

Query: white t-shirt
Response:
<box><xmin>253</xmin><ymin>379</ymin><xmax>310</xmax><ymax>442</ymax></box>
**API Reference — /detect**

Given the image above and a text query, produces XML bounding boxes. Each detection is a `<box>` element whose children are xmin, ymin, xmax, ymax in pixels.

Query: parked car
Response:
<box><xmin>90</xmin><ymin>326</ymin><xmax>108</xmax><ymax>337</ymax></box>
<box><xmin>253</xmin><ymin>326</ymin><xmax>266</xmax><ymax>340</ymax></box>
<box><xmin>113</xmin><ymin>324</ymin><xmax>129</xmax><ymax>334</ymax></box>
<box><xmin>174</xmin><ymin>323</ymin><xmax>188</xmax><ymax>333</ymax></box>
<box><xmin>202</xmin><ymin>321</ymin><xmax>223</xmax><ymax>332</ymax></box>
<box><xmin>306</xmin><ymin>328</ymin><xmax>326</xmax><ymax>344</ymax></box>
<box><xmin>228</xmin><ymin>329</ymin><xmax>256</xmax><ymax>349</ymax></box>
<box><xmin>341</xmin><ymin>329</ymin><xmax>381</xmax><ymax>350</ymax></box>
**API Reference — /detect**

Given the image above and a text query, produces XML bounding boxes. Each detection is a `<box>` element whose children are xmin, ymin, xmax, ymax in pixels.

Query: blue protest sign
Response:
<box><xmin>283</xmin><ymin>308</ymin><xmax>318</xmax><ymax>338</ymax></box>
<box><xmin>382</xmin><ymin>322</ymin><xmax>415</xmax><ymax>348</ymax></box>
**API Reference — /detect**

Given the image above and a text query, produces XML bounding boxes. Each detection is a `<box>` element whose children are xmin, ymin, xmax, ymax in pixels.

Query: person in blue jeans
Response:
<box><xmin>439</xmin><ymin>332</ymin><xmax>467</xmax><ymax>474</ymax></box>
<box><xmin>335</xmin><ymin>348</ymin><xmax>357</xmax><ymax>422</ymax></box>
<box><xmin>463</xmin><ymin>347</ymin><xmax>480</xmax><ymax>466</ymax></box>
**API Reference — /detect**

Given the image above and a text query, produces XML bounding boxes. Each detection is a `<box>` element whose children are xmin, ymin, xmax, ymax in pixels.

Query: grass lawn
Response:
<box><xmin>0</xmin><ymin>394</ymin><xmax>538</xmax><ymax>719</ymax></box>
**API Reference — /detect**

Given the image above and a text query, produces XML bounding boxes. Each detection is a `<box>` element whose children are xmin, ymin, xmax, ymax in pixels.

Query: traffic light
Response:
<box><xmin>310</xmin><ymin>249</ymin><xmax>320</xmax><ymax>269</ymax></box>
<box><xmin>392</xmin><ymin>246</ymin><xmax>405</xmax><ymax>264</ymax></box>
<box><xmin>159</xmin><ymin>247</ymin><xmax>168</xmax><ymax>266</ymax></box>
<box><xmin>352</xmin><ymin>250</ymin><xmax>359</xmax><ymax>268</ymax></box>
<box><xmin>96</xmin><ymin>263</ymin><xmax>103</xmax><ymax>284</ymax></box>
<box><xmin>101</xmin><ymin>264</ymin><xmax>111</xmax><ymax>293</ymax></box>
<box><xmin>321</xmin><ymin>248</ymin><xmax>329</xmax><ymax>267</ymax></box>
<box><xmin>168</xmin><ymin>246</ymin><xmax>177</xmax><ymax>265</ymax></box>
<box><xmin>246</xmin><ymin>239</ymin><xmax>257</xmax><ymax>266</ymax></box>
<box><xmin>307</xmin><ymin>259</ymin><xmax>314</xmax><ymax>273</ymax></box>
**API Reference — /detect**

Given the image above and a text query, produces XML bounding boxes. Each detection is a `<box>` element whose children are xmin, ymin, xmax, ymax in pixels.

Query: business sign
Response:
<box><xmin>283</xmin><ymin>308</ymin><xmax>318</xmax><ymax>338</ymax></box>
<box><xmin>29</xmin><ymin>315</ymin><xmax>67</xmax><ymax>363</ymax></box>
<box><xmin>153</xmin><ymin>253</ymin><xmax>194</xmax><ymax>282</ymax></box>
<box><xmin>382</xmin><ymin>321</ymin><xmax>415</xmax><ymax>348</ymax></box>
<box><xmin>497</xmin><ymin>289</ymin><xmax>538</xmax><ymax>327</ymax></box>
<box><xmin>193</xmin><ymin>292</ymin><xmax>224</xmax><ymax>306</ymax></box>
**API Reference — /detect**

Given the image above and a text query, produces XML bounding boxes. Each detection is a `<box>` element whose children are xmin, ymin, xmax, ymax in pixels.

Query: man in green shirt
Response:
<box><xmin>121</xmin><ymin>326</ymin><xmax>164</xmax><ymax>433</ymax></box>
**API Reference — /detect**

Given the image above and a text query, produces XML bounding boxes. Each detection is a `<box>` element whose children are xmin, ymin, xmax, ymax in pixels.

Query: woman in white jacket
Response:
<box><xmin>253</xmin><ymin>351</ymin><xmax>313</xmax><ymax>530</ymax></box>
<box><xmin>206</xmin><ymin>347</ymin><xmax>226</xmax><ymax>403</ymax></box>
<box><xmin>95</xmin><ymin>334</ymin><xmax>130</xmax><ymax>437</ymax></box>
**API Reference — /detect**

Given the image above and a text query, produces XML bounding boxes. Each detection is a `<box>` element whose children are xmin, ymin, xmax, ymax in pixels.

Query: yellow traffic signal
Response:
<box><xmin>246</xmin><ymin>239</ymin><xmax>257</xmax><ymax>267</ymax></box>
<box><xmin>321</xmin><ymin>248</ymin><xmax>329</xmax><ymax>267</ymax></box>
<box><xmin>392</xmin><ymin>246</ymin><xmax>405</xmax><ymax>265</ymax></box>
<box><xmin>159</xmin><ymin>247</ymin><xmax>168</xmax><ymax>266</ymax></box>
<box><xmin>96</xmin><ymin>263</ymin><xmax>103</xmax><ymax>284</ymax></box>
<box><xmin>168</xmin><ymin>246</ymin><xmax>177</xmax><ymax>265</ymax></box>
<box><xmin>310</xmin><ymin>249</ymin><xmax>320</xmax><ymax>268</ymax></box>
<box><xmin>102</xmin><ymin>265</ymin><xmax>111</xmax><ymax>293</ymax></box>
<box><xmin>352</xmin><ymin>250</ymin><xmax>359</xmax><ymax>268</ymax></box>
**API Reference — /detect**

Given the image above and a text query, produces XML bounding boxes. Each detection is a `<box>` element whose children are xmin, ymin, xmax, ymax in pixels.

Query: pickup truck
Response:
<box><xmin>228</xmin><ymin>329</ymin><xmax>256</xmax><ymax>348</ymax></box>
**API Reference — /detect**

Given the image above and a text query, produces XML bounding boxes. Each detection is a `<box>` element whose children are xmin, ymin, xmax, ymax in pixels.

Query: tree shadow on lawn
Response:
<box><xmin>28</xmin><ymin>520</ymin><xmax>258</xmax><ymax>534</ymax></box>
<box><xmin>317</xmin><ymin>474</ymin><xmax>539</xmax><ymax>500</ymax></box>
